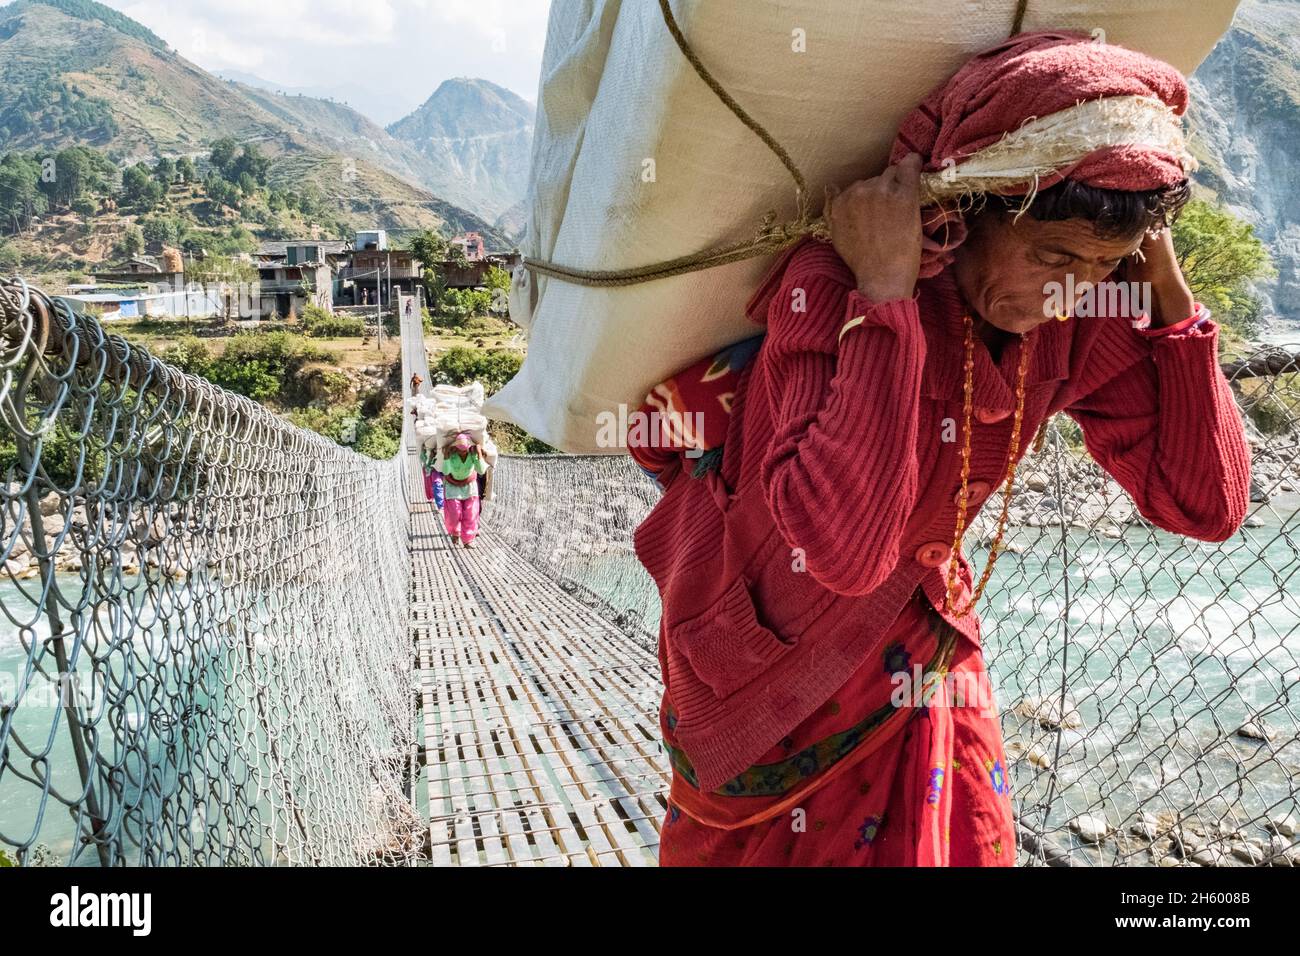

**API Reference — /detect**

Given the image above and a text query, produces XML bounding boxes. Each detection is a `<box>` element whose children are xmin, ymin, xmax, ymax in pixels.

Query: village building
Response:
<box><xmin>177</xmin><ymin>230</ymin><xmax>520</xmax><ymax>318</ymax></box>
<box><xmin>254</xmin><ymin>240</ymin><xmax>349</xmax><ymax>320</ymax></box>
<box><xmin>72</xmin><ymin>250</ymin><xmax>208</xmax><ymax>320</ymax></box>
<box><xmin>439</xmin><ymin>246</ymin><xmax>521</xmax><ymax>289</ymax></box>
<box><xmin>92</xmin><ymin>255</ymin><xmax>183</xmax><ymax>286</ymax></box>
<box><xmin>339</xmin><ymin>229</ymin><xmax>422</xmax><ymax>306</ymax></box>
<box><xmin>450</xmin><ymin>232</ymin><xmax>486</xmax><ymax>261</ymax></box>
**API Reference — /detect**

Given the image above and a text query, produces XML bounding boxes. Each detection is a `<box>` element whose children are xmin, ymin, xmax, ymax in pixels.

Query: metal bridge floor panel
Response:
<box><xmin>408</xmin><ymin>494</ymin><xmax>669</xmax><ymax>866</ymax></box>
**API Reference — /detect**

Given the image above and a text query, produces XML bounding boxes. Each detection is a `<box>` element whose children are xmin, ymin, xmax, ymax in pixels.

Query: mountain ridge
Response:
<box><xmin>1190</xmin><ymin>0</ymin><xmax>1300</xmax><ymax>323</ymax></box>
<box><xmin>0</xmin><ymin>0</ymin><xmax>511</xmax><ymax>246</ymax></box>
<box><xmin>387</xmin><ymin>78</ymin><xmax>535</xmax><ymax>221</ymax></box>
<box><xmin>215</xmin><ymin>69</ymin><xmax>423</xmax><ymax>128</ymax></box>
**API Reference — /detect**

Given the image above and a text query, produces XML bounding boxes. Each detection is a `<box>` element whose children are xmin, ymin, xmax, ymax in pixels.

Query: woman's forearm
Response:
<box><xmin>760</xmin><ymin>291</ymin><xmax>927</xmax><ymax>596</ymax></box>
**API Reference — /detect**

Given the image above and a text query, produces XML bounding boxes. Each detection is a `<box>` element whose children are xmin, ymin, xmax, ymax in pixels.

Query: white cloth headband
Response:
<box><xmin>918</xmin><ymin>94</ymin><xmax>1195</xmax><ymax>204</ymax></box>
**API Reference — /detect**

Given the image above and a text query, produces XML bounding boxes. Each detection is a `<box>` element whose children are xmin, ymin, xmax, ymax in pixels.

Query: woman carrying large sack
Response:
<box><xmin>631</xmin><ymin>32</ymin><xmax>1252</xmax><ymax>866</ymax></box>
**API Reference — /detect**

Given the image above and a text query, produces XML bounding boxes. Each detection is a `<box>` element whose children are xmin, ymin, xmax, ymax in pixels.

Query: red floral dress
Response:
<box><xmin>657</xmin><ymin>589</ymin><xmax>1017</xmax><ymax>866</ymax></box>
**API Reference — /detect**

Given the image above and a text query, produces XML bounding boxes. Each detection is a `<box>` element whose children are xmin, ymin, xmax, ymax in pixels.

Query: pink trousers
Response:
<box><xmin>443</xmin><ymin>495</ymin><xmax>480</xmax><ymax>544</ymax></box>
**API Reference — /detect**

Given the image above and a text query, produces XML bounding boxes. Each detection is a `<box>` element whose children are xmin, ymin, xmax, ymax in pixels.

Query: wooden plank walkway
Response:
<box><xmin>408</xmin><ymin>473</ymin><xmax>670</xmax><ymax>866</ymax></box>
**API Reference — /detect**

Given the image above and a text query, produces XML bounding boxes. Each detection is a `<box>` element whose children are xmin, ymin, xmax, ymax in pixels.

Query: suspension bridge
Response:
<box><xmin>2</xmin><ymin>277</ymin><xmax>1298</xmax><ymax>867</ymax></box>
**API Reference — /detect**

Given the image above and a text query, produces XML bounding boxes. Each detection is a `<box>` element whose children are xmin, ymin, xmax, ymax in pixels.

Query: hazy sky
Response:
<box><xmin>7</xmin><ymin>0</ymin><xmax>553</xmax><ymax>124</ymax></box>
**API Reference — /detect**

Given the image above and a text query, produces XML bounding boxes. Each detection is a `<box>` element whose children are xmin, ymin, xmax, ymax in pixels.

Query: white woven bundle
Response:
<box><xmin>488</xmin><ymin>0</ymin><xmax>1242</xmax><ymax>453</ymax></box>
<box><xmin>409</xmin><ymin>383</ymin><xmax>490</xmax><ymax>450</ymax></box>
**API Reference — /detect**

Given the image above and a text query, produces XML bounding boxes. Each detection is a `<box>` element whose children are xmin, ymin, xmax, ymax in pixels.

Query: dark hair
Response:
<box><xmin>989</xmin><ymin>177</ymin><xmax>1191</xmax><ymax>241</ymax></box>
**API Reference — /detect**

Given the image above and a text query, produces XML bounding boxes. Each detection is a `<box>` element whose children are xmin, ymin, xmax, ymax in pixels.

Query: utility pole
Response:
<box><xmin>375</xmin><ymin>254</ymin><xmax>384</xmax><ymax>355</ymax></box>
<box><xmin>383</xmin><ymin>250</ymin><xmax>391</xmax><ymax>354</ymax></box>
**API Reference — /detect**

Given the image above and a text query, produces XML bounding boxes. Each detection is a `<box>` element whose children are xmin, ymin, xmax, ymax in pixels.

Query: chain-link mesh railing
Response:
<box><xmin>486</xmin><ymin>454</ymin><xmax>662</xmax><ymax>648</ymax></box>
<box><xmin>0</xmin><ymin>279</ymin><xmax>420</xmax><ymax>866</ymax></box>
<box><xmin>486</xmin><ymin>344</ymin><xmax>1300</xmax><ymax>867</ymax></box>
<box><xmin>973</xmin><ymin>346</ymin><xmax>1300</xmax><ymax>867</ymax></box>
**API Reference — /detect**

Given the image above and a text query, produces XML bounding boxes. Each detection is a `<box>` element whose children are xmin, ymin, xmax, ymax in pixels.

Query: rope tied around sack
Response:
<box><xmin>1012</xmin><ymin>0</ymin><xmax>1031</xmax><ymax>36</ymax></box>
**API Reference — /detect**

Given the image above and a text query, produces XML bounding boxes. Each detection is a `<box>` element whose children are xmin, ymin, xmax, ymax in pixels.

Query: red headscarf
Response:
<box><xmin>891</xmin><ymin>30</ymin><xmax>1191</xmax><ymax>277</ymax></box>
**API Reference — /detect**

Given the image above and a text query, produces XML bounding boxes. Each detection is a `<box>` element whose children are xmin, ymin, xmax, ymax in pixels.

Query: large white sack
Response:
<box><xmin>407</xmin><ymin>390</ymin><xmax>487</xmax><ymax>449</ymax></box>
<box><xmin>432</xmin><ymin>382</ymin><xmax>485</xmax><ymax>409</ymax></box>
<box><xmin>487</xmin><ymin>0</ymin><xmax>1242</xmax><ymax>454</ymax></box>
<box><xmin>433</xmin><ymin>419</ymin><xmax>489</xmax><ymax>450</ymax></box>
<box><xmin>406</xmin><ymin>394</ymin><xmax>439</xmax><ymax>420</ymax></box>
<box><xmin>426</xmin><ymin>382</ymin><xmax>489</xmax><ymax>446</ymax></box>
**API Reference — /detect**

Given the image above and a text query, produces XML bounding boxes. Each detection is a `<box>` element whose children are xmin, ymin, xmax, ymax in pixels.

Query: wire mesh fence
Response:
<box><xmin>486</xmin><ymin>454</ymin><xmax>662</xmax><ymax>647</ymax></box>
<box><xmin>486</xmin><ymin>343</ymin><xmax>1300</xmax><ymax>867</ymax></box>
<box><xmin>971</xmin><ymin>345</ymin><xmax>1300</xmax><ymax>867</ymax></box>
<box><xmin>0</xmin><ymin>280</ymin><xmax>419</xmax><ymax>866</ymax></box>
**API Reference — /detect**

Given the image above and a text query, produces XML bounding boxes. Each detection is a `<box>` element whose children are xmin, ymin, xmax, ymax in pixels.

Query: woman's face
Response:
<box><xmin>952</xmin><ymin>211</ymin><xmax>1144</xmax><ymax>335</ymax></box>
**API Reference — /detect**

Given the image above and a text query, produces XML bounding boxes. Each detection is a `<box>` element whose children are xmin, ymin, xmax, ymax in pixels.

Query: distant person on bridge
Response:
<box><xmin>413</xmin><ymin>373</ymin><xmax>444</xmax><ymax>510</ymax></box>
<box><xmin>422</xmin><ymin>462</ymin><xmax>444</xmax><ymax>512</ymax></box>
<box><xmin>438</xmin><ymin>432</ymin><xmax>489</xmax><ymax>548</ymax></box>
<box><xmin>629</xmin><ymin>33</ymin><xmax>1251</xmax><ymax>867</ymax></box>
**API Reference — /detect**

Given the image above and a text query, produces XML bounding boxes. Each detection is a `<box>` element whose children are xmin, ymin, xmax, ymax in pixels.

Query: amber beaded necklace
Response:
<box><xmin>943</xmin><ymin>314</ymin><xmax>1035</xmax><ymax>619</ymax></box>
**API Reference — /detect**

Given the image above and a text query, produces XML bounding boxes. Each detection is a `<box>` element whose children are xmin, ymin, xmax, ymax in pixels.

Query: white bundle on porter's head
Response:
<box><xmin>408</xmin><ymin>383</ymin><xmax>490</xmax><ymax>451</ymax></box>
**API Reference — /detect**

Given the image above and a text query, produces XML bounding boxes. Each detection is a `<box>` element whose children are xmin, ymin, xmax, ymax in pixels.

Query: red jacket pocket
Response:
<box><xmin>668</xmin><ymin>575</ymin><xmax>797</xmax><ymax>700</ymax></box>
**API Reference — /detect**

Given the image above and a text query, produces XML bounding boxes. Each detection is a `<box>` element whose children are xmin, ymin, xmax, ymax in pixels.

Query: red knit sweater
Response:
<box><xmin>632</xmin><ymin>239</ymin><xmax>1252</xmax><ymax>792</ymax></box>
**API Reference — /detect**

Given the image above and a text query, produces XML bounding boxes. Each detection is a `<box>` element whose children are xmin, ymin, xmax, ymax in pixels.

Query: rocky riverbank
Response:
<box><xmin>1047</xmin><ymin>805</ymin><xmax>1299</xmax><ymax>867</ymax></box>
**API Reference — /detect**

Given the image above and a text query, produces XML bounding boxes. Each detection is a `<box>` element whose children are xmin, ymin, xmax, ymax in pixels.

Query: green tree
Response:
<box><xmin>0</xmin><ymin>154</ymin><xmax>48</xmax><ymax>234</ymax></box>
<box><xmin>410</xmin><ymin>230</ymin><xmax>471</xmax><ymax>310</ymax></box>
<box><xmin>176</xmin><ymin>157</ymin><xmax>197</xmax><ymax>184</ymax></box>
<box><xmin>140</xmin><ymin>215</ymin><xmax>184</xmax><ymax>250</ymax></box>
<box><xmin>207</xmin><ymin>332</ymin><xmax>329</xmax><ymax>403</ymax></box>
<box><xmin>300</xmin><ymin>303</ymin><xmax>365</xmax><ymax>337</ymax></box>
<box><xmin>1172</xmin><ymin>199</ymin><xmax>1275</xmax><ymax>337</ymax></box>
<box><xmin>203</xmin><ymin>173</ymin><xmax>241</xmax><ymax>213</ymax></box>
<box><xmin>209</xmin><ymin>138</ymin><xmax>239</xmax><ymax>177</ymax></box>
<box><xmin>153</xmin><ymin>158</ymin><xmax>177</xmax><ymax>185</ymax></box>
<box><xmin>121</xmin><ymin>163</ymin><xmax>164</xmax><ymax>211</ymax></box>
<box><xmin>50</xmin><ymin>148</ymin><xmax>91</xmax><ymax>207</ymax></box>
<box><xmin>32</xmin><ymin>147</ymin><xmax>113</xmax><ymax>210</ymax></box>
<box><xmin>432</xmin><ymin>347</ymin><xmax>522</xmax><ymax>394</ymax></box>
<box><xmin>441</xmin><ymin>287</ymin><xmax>493</xmax><ymax>322</ymax></box>
<box><xmin>211</xmin><ymin>225</ymin><xmax>257</xmax><ymax>256</ymax></box>
<box><xmin>162</xmin><ymin>338</ymin><xmax>212</xmax><ymax>377</ymax></box>
<box><xmin>231</xmin><ymin>144</ymin><xmax>270</xmax><ymax>185</ymax></box>
<box><xmin>116</xmin><ymin>225</ymin><xmax>145</xmax><ymax>258</ymax></box>
<box><xmin>409</xmin><ymin>229</ymin><xmax>450</xmax><ymax>272</ymax></box>
<box><xmin>209</xmin><ymin>139</ymin><xmax>270</xmax><ymax>187</ymax></box>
